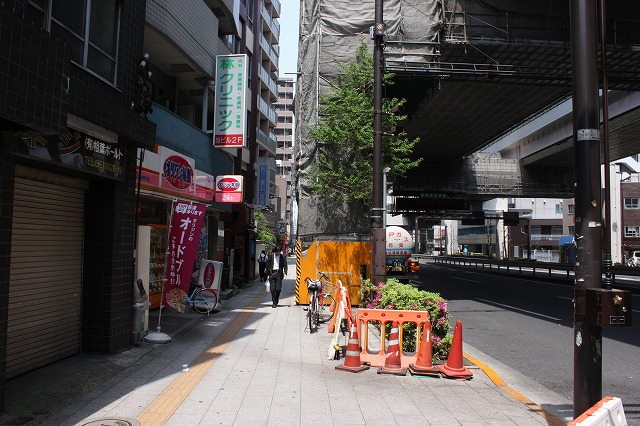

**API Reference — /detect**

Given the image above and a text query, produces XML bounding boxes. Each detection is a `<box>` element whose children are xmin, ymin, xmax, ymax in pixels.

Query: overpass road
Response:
<box><xmin>417</xmin><ymin>262</ymin><xmax>640</xmax><ymax>422</ymax></box>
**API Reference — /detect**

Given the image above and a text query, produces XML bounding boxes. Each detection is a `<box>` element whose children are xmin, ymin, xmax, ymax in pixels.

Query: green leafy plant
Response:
<box><xmin>308</xmin><ymin>39</ymin><xmax>422</xmax><ymax>208</ymax></box>
<box><xmin>360</xmin><ymin>278</ymin><xmax>452</xmax><ymax>361</ymax></box>
<box><xmin>255</xmin><ymin>211</ymin><xmax>275</xmax><ymax>252</ymax></box>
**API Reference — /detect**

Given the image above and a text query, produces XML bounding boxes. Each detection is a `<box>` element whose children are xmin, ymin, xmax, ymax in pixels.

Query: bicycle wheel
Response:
<box><xmin>193</xmin><ymin>289</ymin><xmax>217</xmax><ymax>314</ymax></box>
<box><xmin>313</xmin><ymin>296</ymin><xmax>321</xmax><ymax>328</ymax></box>
<box><xmin>317</xmin><ymin>294</ymin><xmax>336</xmax><ymax>323</ymax></box>
<box><xmin>307</xmin><ymin>295</ymin><xmax>315</xmax><ymax>332</ymax></box>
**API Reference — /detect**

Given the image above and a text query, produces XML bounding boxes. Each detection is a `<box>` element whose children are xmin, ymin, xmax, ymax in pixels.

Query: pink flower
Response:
<box><xmin>438</xmin><ymin>316</ymin><xmax>446</xmax><ymax>325</ymax></box>
<box><xmin>433</xmin><ymin>335</ymin><xmax>441</xmax><ymax>344</ymax></box>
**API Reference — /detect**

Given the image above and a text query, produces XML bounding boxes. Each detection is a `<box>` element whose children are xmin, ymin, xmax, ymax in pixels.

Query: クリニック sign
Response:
<box><xmin>213</xmin><ymin>54</ymin><xmax>248</xmax><ymax>148</ymax></box>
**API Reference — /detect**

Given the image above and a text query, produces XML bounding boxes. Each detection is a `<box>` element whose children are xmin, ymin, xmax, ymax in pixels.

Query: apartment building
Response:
<box><xmin>274</xmin><ymin>78</ymin><xmax>295</xmax><ymax>246</ymax></box>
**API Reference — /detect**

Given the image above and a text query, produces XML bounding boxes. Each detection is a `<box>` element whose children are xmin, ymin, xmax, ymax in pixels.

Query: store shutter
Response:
<box><xmin>7</xmin><ymin>177</ymin><xmax>85</xmax><ymax>378</ymax></box>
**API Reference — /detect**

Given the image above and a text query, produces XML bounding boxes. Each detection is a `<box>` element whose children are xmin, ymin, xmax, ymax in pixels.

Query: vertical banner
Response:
<box><xmin>213</xmin><ymin>54</ymin><xmax>248</xmax><ymax>148</ymax></box>
<box><xmin>164</xmin><ymin>202</ymin><xmax>207</xmax><ymax>312</ymax></box>
<box><xmin>257</xmin><ymin>157</ymin><xmax>269</xmax><ymax>206</ymax></box>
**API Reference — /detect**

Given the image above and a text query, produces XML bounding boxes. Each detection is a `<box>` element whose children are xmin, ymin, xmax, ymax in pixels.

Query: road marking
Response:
<box><xmin>450</xmin><ymin>276</ymin><xmax>482</xmax><ymax>283</ymax></box>
<box><xmin>464</xmin><ymin>352</ymin><xmax>566</xmax><ymax>426</ymax></box>
<box><xmin>477</xmin><ymin>298</ymin><xmax>562</xmax><ymax>321</ymax></box>
<box><xmin>137</xmin><ymin>289</ymin><xmax>267</xmax><ymax>425</ymax></box>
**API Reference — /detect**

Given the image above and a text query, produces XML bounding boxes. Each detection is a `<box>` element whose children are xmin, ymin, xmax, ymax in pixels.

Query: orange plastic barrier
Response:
<box><xmin>356</xmin><ymin>309</ymin><xmax>433</xmax><ymax>369</ymax></box>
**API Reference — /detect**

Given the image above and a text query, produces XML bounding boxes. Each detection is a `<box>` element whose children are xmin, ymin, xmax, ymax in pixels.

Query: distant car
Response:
<box><xmin>627</xmin><ymin>251</ymin><xmax>640</xmax><ymax>267</ymax></box>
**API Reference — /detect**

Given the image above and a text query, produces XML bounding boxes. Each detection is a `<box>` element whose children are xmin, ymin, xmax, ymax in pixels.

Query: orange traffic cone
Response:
<box><xmin>408</xmin><ymin>320</ymin><xmax>440</xmax><ymax>377</ymax></box>
<box><xmin>437</xmin><ymin>320</ymin><xmax>473</xmax><ymax>379</ymax></box>
<box><xmin>335</xmin><ymin>324</ymin><xmax>370</xmax><ymax>373</ymax></box>
<box><xmin>377</xmin><ymin>320</ymin><xmax>406</xmax><ymax>376</ymax></box>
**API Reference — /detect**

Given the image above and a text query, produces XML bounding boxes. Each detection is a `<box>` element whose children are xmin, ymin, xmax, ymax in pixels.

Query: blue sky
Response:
<box><xmin>277</xmin><ymin>0</ymin><xmax>300</xmax><ymax>77</ymax></box>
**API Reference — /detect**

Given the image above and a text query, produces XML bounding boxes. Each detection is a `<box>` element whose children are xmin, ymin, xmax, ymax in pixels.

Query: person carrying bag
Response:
<box><xmin>265</xmin><ymin>246</ymin><xmax>287</xmax><ymax>308</ymax></box>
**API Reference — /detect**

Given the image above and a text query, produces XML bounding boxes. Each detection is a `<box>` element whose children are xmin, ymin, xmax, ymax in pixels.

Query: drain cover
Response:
<box><xmin>80</xmin><ymin>418</ymin><xmax>140</xmax><ymax>426</ymax></box>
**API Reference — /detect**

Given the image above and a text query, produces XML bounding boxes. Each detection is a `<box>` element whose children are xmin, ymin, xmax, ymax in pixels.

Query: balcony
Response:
<box><xmin>147</xmin><ymin>103</ymin><xmax>234</xmax><ymax>178</ymax></box>
<box><xmin>265</xmin><ymin>0</ymin><xmax>281</xmax><ymax>18</ymax></box>
<box><xmin>261</xmin><ymin>3</ymin><xmax>280</xmax><ymax>40</ymax></box>
<box><xmin>257</xmin><ymin>128</ymin><xmax>277</xmax><ymax>154</ymax></box>
<box><xmin>259</xmin><ymin>65</ymin><xmax>278</xmax><ymax>98</ymax></box>
<box><xmin>258</xmin><ymin>97</ymin><xmax>277</xmax><ymax>125</ymax></box>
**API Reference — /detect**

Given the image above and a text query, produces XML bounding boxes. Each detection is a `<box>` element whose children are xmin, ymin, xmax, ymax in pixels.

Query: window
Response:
<box><xmin>625</xmin><ymin>198</ymin><xmax>639</xmax><ymax>209</ymax></box>
<box><xmin>568</xmin><ymin>204</ymin><xmax>574</xmax><ymax>214</ymax></box>
<box><xmin>30</xmin><ymin>0</ymin><xmax>121</xmax><ymax>83</ymax></box>
<box><xmin>555</xmin><ymin>203</ymin><xmax>562</xmax><ymax>214</ymax></box>
<box><xmin>625</xmin><ymin>226</ymin><xmax>640</xmax><ymax>237</ymax></box>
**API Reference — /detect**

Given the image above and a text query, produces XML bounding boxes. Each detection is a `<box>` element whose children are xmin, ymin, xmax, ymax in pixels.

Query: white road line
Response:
<box><xmin>477</xmin><ymin>298</ymin><xmax>562</xmax><ymax>321</ymax></box>
<box><xmin>450</xmin><ymin>276</ymin><xmax>482</xmax><ymax>283</ymax></box>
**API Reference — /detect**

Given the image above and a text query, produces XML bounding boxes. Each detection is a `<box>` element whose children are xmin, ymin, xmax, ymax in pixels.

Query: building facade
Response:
<box><xmin>0</xmin><ymin>0</ymin><xmax>155</xmax><ymax>411</ymax></box>
<box><xmin>274</xmin><ymin>78</ymin><xmax>294</xmax><ymax>247</ymax></box>
<box><xmin>0</xmin><ymin>0</ymin><xmax>284</xmax><ymax>413</ymax></box>
<box><xmin>219</xmin><ymin>0</ymin><xmax>281</xmax><ymax>282</ymax></box>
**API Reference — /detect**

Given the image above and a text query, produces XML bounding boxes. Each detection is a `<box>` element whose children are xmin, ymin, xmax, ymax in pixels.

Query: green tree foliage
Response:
<box><xmin>255</xmin><ymin>211</ymin><xmax>275</xmax><ymax>251</ymax></box>
<box><xmin>308</xmin><ymin>40</ymin><xmax>422</xmax><ymax>207</ymax></box>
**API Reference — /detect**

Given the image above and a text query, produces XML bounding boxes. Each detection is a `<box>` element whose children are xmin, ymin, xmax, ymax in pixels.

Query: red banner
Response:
<box><xmin>164</xmin><ymin>201</ymin><xmax>207</xmax><ymax>311</ymax></box>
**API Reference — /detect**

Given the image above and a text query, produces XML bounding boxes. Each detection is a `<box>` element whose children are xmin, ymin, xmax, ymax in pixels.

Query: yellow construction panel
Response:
<box><xmin>296</xmin><ymin>240</ymin><xmax>370</xmax><ymax>305</ymax></box>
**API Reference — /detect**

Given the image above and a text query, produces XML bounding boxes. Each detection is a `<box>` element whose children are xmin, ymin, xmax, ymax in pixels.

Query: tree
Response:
<box><xmin>308</xmin><ymin>39</ymin><xmax>422</xmax><ymax>208</ymax></box>
<box><xmin>255</xmin><ymin>211</ymin><xmax>275</xmax><ymax>251</ymax></box>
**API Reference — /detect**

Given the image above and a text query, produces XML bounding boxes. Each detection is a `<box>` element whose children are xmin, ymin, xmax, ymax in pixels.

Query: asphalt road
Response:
<box><xmin>417</xmin><ymin>262</ymin><xmax>640</xmax><ymax>422</ymax></box>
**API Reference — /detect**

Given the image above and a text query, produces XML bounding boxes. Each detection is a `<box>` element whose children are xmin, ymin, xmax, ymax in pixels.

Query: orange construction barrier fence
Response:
<box><xmin>356</xmin><ymin>309</ymin><xmax>433</xmax><ymax>369</ymax></box>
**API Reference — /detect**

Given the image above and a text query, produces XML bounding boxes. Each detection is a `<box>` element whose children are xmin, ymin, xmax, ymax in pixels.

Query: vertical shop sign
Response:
<box><xmin>213</xmin><ymin>54</ymin><xmax>247</xmax><ymax>148</ymax></box>
<box><xmin>164</xmin><ymin>202</ymin><xmax>207</xmax><ymax>312</ymax></box>
<box><xmin>257</xmin><ymin>157</ymin><xmax>268</xmax><ymax>206</ymax></box>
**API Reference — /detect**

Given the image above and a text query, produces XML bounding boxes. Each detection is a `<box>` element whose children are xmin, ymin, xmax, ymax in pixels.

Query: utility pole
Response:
<box><xmin>570</xmin><ymin>0</ymin><xmax>603</xmax><ymax>417</ymax></box>
<box><xmin>371</xmin><ymin>0</ymin><xmax>386</xmax><ymax>285</ymax></box>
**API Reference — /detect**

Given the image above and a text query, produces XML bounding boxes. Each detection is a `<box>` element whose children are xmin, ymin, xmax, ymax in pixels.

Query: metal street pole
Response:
<box><xmin>599</xmin><ymin>0</ymin><xmax>613</xmax><ymax>290</ymax></box>
<box><xmin>570</xmin><ymin>0</ymin><xmax>603</xmax><ymax>417</ymax></box>
<box><xmin>371</xmin><ymin>0</ymin><xmax>386</xmax><ymax>285</ymax></box>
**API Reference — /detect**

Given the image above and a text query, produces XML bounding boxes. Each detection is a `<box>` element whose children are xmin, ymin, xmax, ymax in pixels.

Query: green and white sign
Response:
<box><xmin>213</xmin><ymin>54</ymin><xmax>247</xmax><ymax>148</ymax></box>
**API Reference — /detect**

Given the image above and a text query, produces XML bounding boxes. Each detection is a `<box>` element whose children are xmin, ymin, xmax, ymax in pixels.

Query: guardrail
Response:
<box><xmin>412</xmin><ymin>255</ymin><xmax>640</xmax><ymax>291</ymax></box>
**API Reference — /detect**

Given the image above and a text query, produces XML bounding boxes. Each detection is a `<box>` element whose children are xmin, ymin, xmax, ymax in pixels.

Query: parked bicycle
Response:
<box><xmin>305</xmin><ymin>271</ymin><xmax>337</xmax><ymax>333</ymax></box>
<box><xmin>187</xmin><ymin>285</ymin><xmax>218</xmax><ymax>314</ymax></box>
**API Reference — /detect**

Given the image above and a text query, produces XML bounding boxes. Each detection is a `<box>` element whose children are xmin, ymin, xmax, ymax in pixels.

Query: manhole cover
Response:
<box><xmin>79</xmin><ymin>418</ymin><xmax>140</xmax><ymax>426</ymax></box>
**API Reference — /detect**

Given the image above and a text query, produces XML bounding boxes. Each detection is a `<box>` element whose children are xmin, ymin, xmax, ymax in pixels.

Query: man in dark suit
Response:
<box><xmin>266</xmin><ymin>246</ymin><xmax>288</xmax><ymax>308</ymax></box>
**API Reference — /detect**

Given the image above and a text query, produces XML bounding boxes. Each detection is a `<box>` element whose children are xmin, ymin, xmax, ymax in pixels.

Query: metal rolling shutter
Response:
<box><xmin>7</xmin><ymin>177</ymin><xmax>85</xmax><ymax>378</ymax></box>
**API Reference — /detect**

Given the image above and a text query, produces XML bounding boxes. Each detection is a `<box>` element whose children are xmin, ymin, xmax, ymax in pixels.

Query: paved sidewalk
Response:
<box><xmin>1</xmin><ymin>264</ymin><xmax>571</xmax><ymax>425</ymax></box>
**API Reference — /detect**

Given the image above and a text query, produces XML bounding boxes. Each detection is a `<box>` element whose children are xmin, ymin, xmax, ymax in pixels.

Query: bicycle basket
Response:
<box><xmin>307</xmin><ymin>279</ymin><xmax>322</xmax><ymax>293</ymax></box>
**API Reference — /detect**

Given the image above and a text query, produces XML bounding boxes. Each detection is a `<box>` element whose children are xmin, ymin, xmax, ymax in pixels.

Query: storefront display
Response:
<box><xmin>149</xmin><ymin>225</ymin><xmax>169</xmax><ymax>309</ymax></box>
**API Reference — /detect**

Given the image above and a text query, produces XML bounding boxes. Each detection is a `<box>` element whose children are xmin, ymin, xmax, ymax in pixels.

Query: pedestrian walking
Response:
<box><xmin>258</xmin><ymin>250</ymin><xmax>268</xmax><ymax>282</ymax></box>
<box><xmin>266</xmin><ymin>246</ymin><xmax>287</xmax><ymax>308</ymax></box>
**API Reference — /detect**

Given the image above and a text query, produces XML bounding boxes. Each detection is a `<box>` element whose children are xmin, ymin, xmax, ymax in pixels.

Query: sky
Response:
<box><xmin>277</xmin><ymin>0</ymin><xmax>300</xmax><ymax>77</ymax></box>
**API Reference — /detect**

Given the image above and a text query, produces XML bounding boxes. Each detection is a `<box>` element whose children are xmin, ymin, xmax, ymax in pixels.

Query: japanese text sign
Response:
<box><xmin>214</xmin><ymin>54</ymin><xmax>247</xmax><ymax>148</ymax></box>
<box><xmin>215</xmin><ymin>175</ymin><xmax>244</xmax><ymax>203</ymax></box>
<box><xmin>164</xmin><ymin>202</ymin><xmax>207</xmax><ymax>311</ymax></box>
<box><xmin>19</xmin><ymin>128</ymin><xmax>125</xmax><ymax>181</ymax></box>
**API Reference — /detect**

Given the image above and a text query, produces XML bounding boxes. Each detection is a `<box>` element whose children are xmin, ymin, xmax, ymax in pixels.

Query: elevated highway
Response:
<box><xmin>386</xmin><ymin>1</ymin><xmax>640</xmax><ymax>216</ymax></box>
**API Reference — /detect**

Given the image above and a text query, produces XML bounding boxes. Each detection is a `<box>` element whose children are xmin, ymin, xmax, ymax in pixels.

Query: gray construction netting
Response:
<box><xmin>294</xmin><ymin>0</ymin><xmax>443</xmax><ymax>238</ymax></box>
